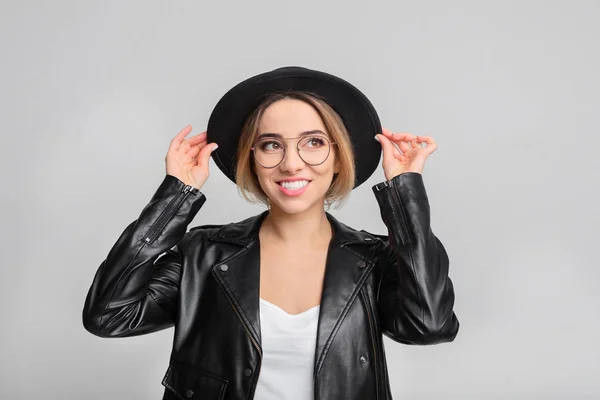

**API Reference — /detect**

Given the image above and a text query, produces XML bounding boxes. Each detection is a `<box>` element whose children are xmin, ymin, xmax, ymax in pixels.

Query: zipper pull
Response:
<box><xmin>374</xmin><ymin>180</ymin><xmax>392</xmax><ymax>192</ymax></box>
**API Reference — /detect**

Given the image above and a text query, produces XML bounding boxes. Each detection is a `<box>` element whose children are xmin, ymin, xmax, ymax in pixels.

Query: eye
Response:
<box><xmin>304</xmin><ymin>136</ymin><xmax>327</xmax><ymax>148</ymax></box>
<box><xmin>258</xmin><ymin>140</ymin><xmax>283</xmax><ymax>152</ymax></box>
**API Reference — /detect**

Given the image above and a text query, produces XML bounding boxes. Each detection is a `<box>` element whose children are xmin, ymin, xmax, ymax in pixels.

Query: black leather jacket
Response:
<box><xmin>82</xmin><ymin>172</ymin><xmax>459</xmax><ymax>400</ymax></box>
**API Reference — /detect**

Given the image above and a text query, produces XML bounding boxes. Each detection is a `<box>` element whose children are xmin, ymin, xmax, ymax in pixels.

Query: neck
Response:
<box><xmin>260</xmin><ymin>203</ymin><xmax>333</xmax><ymax>246</ymax></box>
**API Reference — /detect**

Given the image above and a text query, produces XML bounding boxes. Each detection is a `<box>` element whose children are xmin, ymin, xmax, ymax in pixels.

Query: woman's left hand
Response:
<box><xmin>375</xmin><ymin>127</ymin><xmax>438</xmax><ymax>180</ymax></box>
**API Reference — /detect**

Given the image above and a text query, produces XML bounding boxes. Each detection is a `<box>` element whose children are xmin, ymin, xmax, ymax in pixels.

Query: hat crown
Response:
<box><xmin>272</xmin><ymin>66</ymin><xmax>306</xmax><ymax>72</ymax></box>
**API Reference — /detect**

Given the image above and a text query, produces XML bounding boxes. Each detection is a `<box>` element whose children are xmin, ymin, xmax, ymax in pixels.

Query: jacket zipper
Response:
<box><xmin>143</xmin><ymin>184</ymin><xmax>194</xmax><ymax>245</ymax></box>
<box><xmin>376</xmin><ymin>180</ymin><xmax>410</xmax><ymax>246</ymax></box>
<box><xmin>217</xmin><ymin>278</ymin><xmax>263</xmax><ymax>400</ymax></box>
<box><xmin>361</xmin><ymin>290</ymin><xmax>380</xmax><ymax>400</ymax></box>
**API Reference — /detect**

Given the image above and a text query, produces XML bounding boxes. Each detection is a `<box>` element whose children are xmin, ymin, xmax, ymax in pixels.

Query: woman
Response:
<box><xmin>82</xmin><ymin>66</ymin><xmax>459</xmax><ymax>400</ymax></box>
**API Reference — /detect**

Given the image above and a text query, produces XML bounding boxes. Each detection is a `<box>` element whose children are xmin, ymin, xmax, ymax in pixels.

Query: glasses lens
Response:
<box><xmin>298</xmin><ymin>136</ymin><xmax>330</xmax><ymax>165</ymax></box>
<box><xmin>254</xmin><ymin>139</ymin><xmax>284</xmax><ymax>167</ymax></box>
<box><xmin>253</xmin><ymin>135</ymin><xmax>331</xmax><ymax>167</ymax></box>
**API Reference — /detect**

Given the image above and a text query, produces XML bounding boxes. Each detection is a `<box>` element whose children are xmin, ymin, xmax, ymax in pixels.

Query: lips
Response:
<box><xmin>276</xmin><ymin>179</ymin><xmax>311</xmax><ymax>196</ymax></box>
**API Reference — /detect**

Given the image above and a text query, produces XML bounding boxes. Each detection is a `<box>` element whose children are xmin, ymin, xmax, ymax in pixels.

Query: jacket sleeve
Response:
<box><xmin>371</xmin><ymin>172</ymin><xmax>459</xmax><ymax>345</ymax></box>
<box><xmin>82</xmin><ymin>174</ymin><xmax>206</xmax><ymax>338</ymax></box>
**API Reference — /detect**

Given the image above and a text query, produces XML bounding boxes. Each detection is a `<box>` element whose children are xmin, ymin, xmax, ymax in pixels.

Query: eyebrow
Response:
<box><xmin>256</xmin><ymin>130</ymin><xmax>328</xmax><ymax>140</ymax></box>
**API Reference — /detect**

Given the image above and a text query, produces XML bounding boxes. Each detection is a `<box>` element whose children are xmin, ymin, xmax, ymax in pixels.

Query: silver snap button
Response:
<box><xmin>357</xmin><ymin>260</ymin><xmax>366</xmax><ymax>268</ymax></box>
<box><xmin>185</xmin><ymin>389</ymin><xmax>194</xmax><ymax>398</ymax></box>
<box><xmin>220</xmin><ymin>264</ymin><xmax>229</xmax><ymax>272</ymax></box>
<box><xmin>360</xmin><ymin>355</ymin><xmax>367</xmax><ymax>364</ymax></box>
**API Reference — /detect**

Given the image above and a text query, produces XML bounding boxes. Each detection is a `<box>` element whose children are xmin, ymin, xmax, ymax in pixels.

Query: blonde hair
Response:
<box><xmin>234</xmin><ymin>91</ymin><xmax>355</xmax><ymax>210</ymax></box>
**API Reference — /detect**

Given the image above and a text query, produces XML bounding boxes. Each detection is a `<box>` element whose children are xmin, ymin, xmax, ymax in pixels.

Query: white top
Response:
<box><xmin>253</xmin><ymin>298</ymin><xmax>320</xmax><ymax>400</ymax></box>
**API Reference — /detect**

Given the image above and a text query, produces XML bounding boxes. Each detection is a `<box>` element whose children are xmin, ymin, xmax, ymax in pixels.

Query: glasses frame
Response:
<box><xmin>250</xmin><ymin>135</ymin><xmax>337</xmax><ymax>169</ymax></box>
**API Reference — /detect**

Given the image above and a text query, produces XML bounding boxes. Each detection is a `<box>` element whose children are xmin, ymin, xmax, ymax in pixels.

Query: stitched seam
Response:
<box><xmin>375</xmin><ymin>252</ymin><xmax>385</xmax><ymax>305</ymax></box>
<box><xmin>211</xmin><ymin>246</ymin><xmax>262</xmax><ymax>342</ymax></box>
<box><xmin>142</xmin><ymin>190</ymin><xmax>182</xmax><ymax>244</ymax></box>
<box><xmin>218</xmin><ymin>382</ymin><xmax>227</xmax><ymax>400</ymax></box>
<box><xmin>98</xmin><ymin>244</ymin><xmax>145</xmax><ymax>330</ymax></box>
<box><xmin>315</xmin><ymin>260</ymin><xmax>374</xmax><ymax>373</ymax></box>
<box><xmin>163</xmin><ymin>382</ymin><xmax>185</xmax><ymax>400</ymax></box>
<box><xmin>432</xmin><ymin>242</ymin><xmax>452</xmax><ymax>335</ymax></box>
<box><xmin>148</xmin><ymin>291</ymin><xmax>172</xmax><ymax>317</ymax></box>
<box><xmin>386</xmin><ymin>186</ymin><xmax>409</xmax><ymax>246</ymax></box>
<box><xmin>162</xmin><ymin>360</ymin><xmax>229</xmax><ymax>399</ymax></box>
<box><xmin>215</xmin><ymin>271</ymin><xmax>256</xmax><ymax>338</ymax></box>
<box><xmin>360</xmin><ymin>289</ymin><xmax>380</xmax><ymax>400</ymax></box>
<box><xmin>162</xmin><ymin>366</ymin><xmax>185</xmax><ymax>400</ymax></box>
<box><xmin>172</xmin><ymin>359</ymin><xmax>229</xmax><ymax>383</ymax></box>
<box><xmin>392</xmin><ymin>185</ymin><xmax>424</xmax><ymax>342</ymax></box>
<box><xmin>146</xmin><ymin>188</ymin><xmax>194</xmax><ymax>245</ymax></box>
<box><xmin>377</xmin><ymin>182</ymin><xmax>407</xmax><ymax>246</ymax></box>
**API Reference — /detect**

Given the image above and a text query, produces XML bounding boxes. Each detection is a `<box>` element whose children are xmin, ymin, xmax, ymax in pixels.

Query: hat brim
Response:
<box><xmin>207</xmin><ymin>66</ymin><xmax>382</xmax><ymax>189</ymax></box>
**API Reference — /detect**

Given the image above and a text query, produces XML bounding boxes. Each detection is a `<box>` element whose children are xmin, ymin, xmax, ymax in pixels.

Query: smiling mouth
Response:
<box><xmin>277</xmin><ymin>180</ymin><xmax>311</xmax><ymax>191</ymax></box>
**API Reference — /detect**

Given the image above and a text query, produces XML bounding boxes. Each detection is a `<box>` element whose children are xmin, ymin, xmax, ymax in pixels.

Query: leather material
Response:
<box><xmin>83</xmin><ymin>173</ymin><xmax>459</xmax><ymax>399</ymax></box>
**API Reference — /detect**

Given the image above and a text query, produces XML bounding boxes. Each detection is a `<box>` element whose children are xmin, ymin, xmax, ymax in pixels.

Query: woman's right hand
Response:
<box><xmin>165</xmin><ymin>125</ymin><xmax>218</xmax><ymax>190</ymax></box>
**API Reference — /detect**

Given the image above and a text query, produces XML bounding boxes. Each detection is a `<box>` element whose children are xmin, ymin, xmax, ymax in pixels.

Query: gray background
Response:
<box><xmin>1</xmin><ymin>1</ymin><xmax>599</xmax><ymax>399</ymax></box>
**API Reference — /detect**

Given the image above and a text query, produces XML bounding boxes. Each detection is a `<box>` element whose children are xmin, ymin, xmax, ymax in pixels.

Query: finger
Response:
<box><xmin>391</xmin><ymin>132</ymin><xmax>417</xmax><ymax>144</ymax></box>
<box><xmin>397</xmin><ymin>140</ymin><xmax>412</xmax><ymax>153</ymax></box>
<box><xmin>382</xmin><ymin>128</ymin><xmax>412</xmax><ymax>147</ymax></box>
<box><xmin>410</xmin><ymin>136</ymin><xmax>420</xmax><ymax>149</ymax></box>
<box><xmin>179</xmin><ymin>139</ymin><xmax>191</xmax><ymax>153</ymax></box>
<box><xmin>389</xmin><ymin>139</ymin><xmax>403</xmax><ymax>158</ymax></box>
<box><xmin>187</xmin><ymin>144</ymin><xmax>201</xmax><ymax>158</ymax></box>
<box><xmin>182</xmin><ymin>131</ymin><xmax>208</xmax><ymax>153</ymax></box>
<box><xmin>386</xmin><ymin>132</ymin><xmax>416</xmax><ymax>152</ymax></box>
<box><xmin>381</xmin><ymin>127</ymin><xmax>394</xmax><ymax>137</ymax></box>
<box><xmin>386</xmin><ymin>132</ymin><xmax>417</xmax><ymax>151</ymax></box>
<box><xmin>416</xmin><ymin>135</ymin><xmax>434</xmax><ymax>144</ymax></box>
<box><xmin>376</xmin><ymin>134</ymin><xmax>401</xmax><ymax>163</ymax></box>
<box><xmin>383</xmin><ymin>128</ymin><xmax>408</xmax><ymax>146</ymax></box>
<box><xmin>169</xmin><ymin>125</ymin><xmax>193</xmax><ymax>152</ymax></box>
<box><xmin>187</xmin><ymin>131</ymin><xmax>208</xmax><ymax>146</ymax></box>
<box><xmin>196</xmin><ymin>142</ymin><xmax>219</xmax><ymax>167</ymax></box>
<box><xmin>379</xmin><ymin>130</ymin><xmax>405</xmax><ymax>155</ymax></box>
<box><xmin>417</xmin><ymin>136</ymin><xmax>437</xmax><ymax>153</ymax></box>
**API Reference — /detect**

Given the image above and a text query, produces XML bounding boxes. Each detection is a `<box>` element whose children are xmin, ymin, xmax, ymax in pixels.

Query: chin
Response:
<box><xmin>268</xmin><ymin>198</ymin><xmax>315</xmax><ymax>215</ymax></box>
<box><xmin>267</xmin><ymin>190</ymin><xmax>324</xmax><ymax>215</ymax></box>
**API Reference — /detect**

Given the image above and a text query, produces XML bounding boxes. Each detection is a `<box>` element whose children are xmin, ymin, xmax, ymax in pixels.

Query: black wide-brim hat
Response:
<box><xmin>207</xmin><ymin>66</ymin><xmax>382</xmax><ymax>189</ymax></box>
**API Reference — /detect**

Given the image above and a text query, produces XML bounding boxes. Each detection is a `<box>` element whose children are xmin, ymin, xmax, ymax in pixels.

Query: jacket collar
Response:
<box><xmin>208</xmin><ymin>210</ymin><xmax>378</xmax><ymax>247</ymax></box>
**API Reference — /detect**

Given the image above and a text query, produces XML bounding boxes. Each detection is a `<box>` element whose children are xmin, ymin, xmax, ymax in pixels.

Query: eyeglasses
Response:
<box><xmin>250</xmin><ymin>135</ymin><xmax>337</xmax><ymax>169</ymax></box>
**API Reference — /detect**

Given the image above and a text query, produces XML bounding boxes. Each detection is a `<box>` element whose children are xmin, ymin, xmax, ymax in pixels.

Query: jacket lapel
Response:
<box><xmin>313</xmin><ymin>213</ymin><xmax>379</xmax><ymax>374</ymax></box>
<box><xmin>208</xmin><ymin>210</ymin><xmax>381</xmax><ymax>371</ymax></box>
<box><xmin>209</xmin><ymin>211</ymin><xmax>269</xmax><ymax>349</ymax></box>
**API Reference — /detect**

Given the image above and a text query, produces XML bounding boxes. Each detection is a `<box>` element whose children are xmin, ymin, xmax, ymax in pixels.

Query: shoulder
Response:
<box><xmin>186</xmin><ymin>212</ymin><xmax>257</xmax><ymax>235</ymax></box>
<box><xmin>183</xmin><ymin>223</ymin><xmax>228</xmax><ymax>245</ymax></box>
<box><xmin>326</xmin><ymin>212</ymin><xmax>386</xmax><ymax>244</ymax></box>
<box><xmin>188</xmin><ymin>223</ymin><xmax>227</xmax><ymax>235</ymax></box>
<box><xmin>182</xmin><ymin>211</ymin><xmax>267</xmax><ymax>247</ymax></box>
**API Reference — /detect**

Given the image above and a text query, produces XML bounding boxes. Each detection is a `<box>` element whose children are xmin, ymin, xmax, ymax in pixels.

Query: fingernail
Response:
<box><xmin>212</xmin><ymin>144</ymin><xmax>219</xmax><ymax>152</ymax></box>
<box><xmin>374</xmin><ymin>135</ymin><xmax>380</xmax><ymax>143</ymax></box>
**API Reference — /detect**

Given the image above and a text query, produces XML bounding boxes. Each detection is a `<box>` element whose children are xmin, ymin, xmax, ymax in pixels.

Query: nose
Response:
<box><xmin>279</xmin><ymin>146</ymin><xmax>305</xmax><ymax>173</ymax></box>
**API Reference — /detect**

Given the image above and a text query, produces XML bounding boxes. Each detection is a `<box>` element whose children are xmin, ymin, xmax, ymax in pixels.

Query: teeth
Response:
<box><xmin>280</xmin><ymin>180</ymin><xmax>309</xmax><ymax>190</ymax></box>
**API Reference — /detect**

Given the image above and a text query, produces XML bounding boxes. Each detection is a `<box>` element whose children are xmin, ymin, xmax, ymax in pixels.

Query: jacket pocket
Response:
<box><xmin>161</xmin><ymin>359</ymin><xmax>228</xmax><ymax>400</ymax></box>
